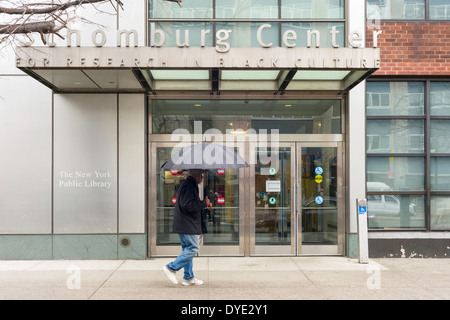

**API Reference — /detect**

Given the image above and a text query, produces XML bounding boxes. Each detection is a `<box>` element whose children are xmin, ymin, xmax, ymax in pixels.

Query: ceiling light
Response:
<box><xmin>284</xmin><ymin>104</ymin><xmax>292</xmax><ymax>107</ymax></box>
<box><xmin>230</xmin><ymin>129</ymin><xmax>248</xmax><ymax>134</ymax></box>
<box><xmin>194</xmin><ymin>104</ymin><xmax>202</xmax><ymax>107</ymax></box>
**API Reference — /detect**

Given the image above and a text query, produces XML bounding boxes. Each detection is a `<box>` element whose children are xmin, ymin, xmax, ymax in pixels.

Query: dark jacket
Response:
<box><xmin>173</xmin><ymin>176</ymin><xmax>205</xmax><ymax>235</ymax></box>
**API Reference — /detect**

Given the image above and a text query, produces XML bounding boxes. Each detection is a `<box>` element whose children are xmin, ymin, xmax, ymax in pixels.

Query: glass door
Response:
<box><xmin>149</xmin><ymin>142</ymin><xmax>244</xmax><ymax>256</ymax></box>
<box><xmin>249</xmin><ymin>142</ymin><xmax>343</xmax><ymax>256</ymax></box>
<box><xmin>250</xmin><ymin>143</ymin><xmax>296</xmax><ymax>255</ymax></box>
<box><xmin>149</xmin><ymin>141</ymin><xmax>344</xmax><ymax>257</ymax></box>
<box><xmin>298</xmin><ymin>143</ymin><xmax>344</xmax><ymax>255</ymax></box>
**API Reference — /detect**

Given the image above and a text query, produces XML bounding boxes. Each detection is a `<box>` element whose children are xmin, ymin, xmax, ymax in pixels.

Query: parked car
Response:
<box><xmin>367</xmin><ymin>194</ymin><xmax>401</xmax><ymax>216</ymax></box>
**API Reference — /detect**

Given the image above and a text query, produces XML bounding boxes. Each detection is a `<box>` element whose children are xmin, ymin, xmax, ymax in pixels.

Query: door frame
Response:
<box><xmin>249</xmin><ymin>142</ymin><xmax>297</xmax><ymax>256</ymax></box>
<box><xmin>296</xmin><ymin>142</ymin><xmax>345</xmax><ymax>256</ymax></box>
<box><xmin>148</xmin><ymin>137</ymin><xmax>345</xmax><ymax>257</ymax></box>
<box><xmin>148</xmin><ymin>141</ymin><xmax>246</xmax><ymax>257</ymax></box>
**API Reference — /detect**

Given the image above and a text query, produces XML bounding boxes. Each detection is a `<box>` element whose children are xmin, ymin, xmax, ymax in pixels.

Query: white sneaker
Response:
<box><xmin>182</xmin><ymin>278</ymin><xmax>204</xmax><ymax>286</ymax></box>
<box><xmin>162</xmin><ymin>266</ymin><xmax>178</xmax><ymax>284</ymax></box>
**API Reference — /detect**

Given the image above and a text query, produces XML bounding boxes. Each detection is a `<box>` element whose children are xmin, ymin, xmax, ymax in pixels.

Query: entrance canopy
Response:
<box><xmin>16</xmin><ymin>47</ymin><xmax>379</xmax><ymax>94</ymax></box>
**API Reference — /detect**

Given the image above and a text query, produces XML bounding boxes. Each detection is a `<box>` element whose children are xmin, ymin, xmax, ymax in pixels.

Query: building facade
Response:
<box><xmin>0</xmin><ymin>0</ymin><xmax>448</xmax><ymax>259</ymax></box>
<box><xmin>365</xmin><ymin>0</ymin><xmax>450</xmax><ymax>257</ymax></box>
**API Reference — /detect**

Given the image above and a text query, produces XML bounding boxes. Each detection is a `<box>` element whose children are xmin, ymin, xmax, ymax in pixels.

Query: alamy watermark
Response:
<box><xmin>170</xmin><ymin>121</ymin><xmax>280</xmax><ymax>168</ymax></box>
<box><xmin>66</xmin><ymin>265</ymin><xmax>81</xmax><ymax>290</ymax></box>
<box><xmin>366</xmin><ymin>264</ymin><xmax>381</xmax><ymax>290</ymax></box>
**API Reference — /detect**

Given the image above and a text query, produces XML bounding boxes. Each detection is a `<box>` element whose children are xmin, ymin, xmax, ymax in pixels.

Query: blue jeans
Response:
<box><xmin>166</xmin><ymin>234</ymin><xmax>200</xmax><ymax>280</ymax></box>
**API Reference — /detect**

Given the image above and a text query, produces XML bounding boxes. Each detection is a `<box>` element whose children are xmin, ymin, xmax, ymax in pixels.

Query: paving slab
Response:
<box><xmin>0</xmin><ymin>257</ymin><xmax>448</xmax><ymax>301</ymax></box>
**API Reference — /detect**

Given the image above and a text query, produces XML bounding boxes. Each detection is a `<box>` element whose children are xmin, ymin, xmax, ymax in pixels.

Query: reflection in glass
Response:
<box><xmin>430</xmin><ymin>158</ymin><xmax>450</xmax><ymax>191</ymax></box>
<box><xmin>301</xmin><ymin>147</ymin><xmax>338</xmax><ymax>245</ymax></box>
<box><xmin>255</xmin><ymin>147</ymin><xmax>291</xmax><ymax>245</ymax></box>
<box><xmin>366</xmin><ymin>82</ymin><xmax>424</xmax><ymax>115</ymax></box>
<box><xmin>149</xmin><ymin>0</ymin><xmax>213</xmax><ymax>18</ymax></box>
<box><xmin>430</xmin><ymin>82</ymin><xmax>450</xmax><ymax>115</ymax></box>
<box><xmin>367</xmin><ymin>195</ymin><xmax>425</xmax><ymax>229</ymax></box>
<box><xmin>367</xmin><ymin>157</ymin><xmax>425</xmax><ymax>191</ymax></box>
<box><xmin>366</xmin><ymin>120</ymin><xmax>424</xmax><ymax>153</ymax></box>
<box><xmin>431</xmin><ymin>196</ymin><xmax>450</xmax><ymax>230</ymax></box>
<box><xmin>216</xmin><ymin>0</ymin><xmax>278</xmax><ymax>19</ymax></box>
<box><xmin>152</xmin><ymin>99</ymin><xmax>341</xmax><ymax>135</ymax></box>
<box><xmin>156</xmin><ymin>147</ymin><xmax>239</xmax><ymax>246</ymax></box>
<box><xmin>367</xmin><ymin>0</ymin><xmax>425</xmax><ymax>20</ymax></box>
<box><xmin>282</xmin><ymin>0</ymin><xmax>344</xmax><ymax>19</ymax></box>
<box><xmin>431</xmin><ymin>120</ymin><xmax>450</xmax><ymax>153</ymax></box>
<box><xmin>203</xmin><ymin>168</ymin><xmax>240</xmax><ymax>245</ymax></box>
<box><xmin>281</xmin><ymin>23</ymin><xmax>345</xmax><ymax>48</ymax></box>
<box><xmin>150</xmin><ymin>22</ymin><xmax>214</xmax><ymax>47</ymax></box>
<box><xmin>215</xmin><ymin>22</ymin><xmax>279</xmax><ymax>48</ymax></box>
<box><xmin>430</xmin><ymin>0</ymin><xmax>450</xmax><ymax>20</ymax></box>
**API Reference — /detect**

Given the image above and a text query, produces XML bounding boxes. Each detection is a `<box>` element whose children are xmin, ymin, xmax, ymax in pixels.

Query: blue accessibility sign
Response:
<box><xmin>358</xmin><ymin>206</ymin><xmax>367</xmax><ymax>214</ymax></box>
<box><xmin>315</xmin><ymin>196</ymin><xmax>324</xmax><ymax>205</ymax></box>
<box><xmin>315</xmin><ymin>166</ymin><xmax>324</xmax><ymax>175</ymax></box>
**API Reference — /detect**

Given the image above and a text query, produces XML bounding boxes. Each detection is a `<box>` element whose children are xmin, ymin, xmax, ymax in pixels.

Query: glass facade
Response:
<box><xmin>216</xmin><ymin>0</ymin><xmax>279</xmax><ymax>19</ymax></box>
<box><xmin>367</xmin><ymin>0</ymin><xmax>450</xmax><ymax>20</ymax></box>
<box><xmin>255</xmin><ymin>147</ymin><xmax>292</xmax><ymax>246</ymax></box>
<box><xmin>430</xmin><ymin>0</ymin><xmax>450</xmax><ymax>20</ymax></box>
<box><xmin>148</xmin><ymin>0</ymin><xmax>346</xmax><ymax>48</ymax></box>
<box><xmin>152</xmin><ymin>99</ymin><xmax>341</xmax><ymax>135</ymax></box>
<box><xmin>366</xmin><ymin>80</ymin><xmax>450</xmax><ymax>230</ymax></box>
<box><xmin>281</xmin><ymin>0</ymin><xmax>344</xmax><ymax>19</ymax></box>
<box><xmin>301</xmin><ymin>147</ymin><xmax>338</xmax><ymax>245</ymax></box>
<box><xmin>155</xmin><ymin>147</ymin><xmax>240</xmax><ymax>246</ymax></box>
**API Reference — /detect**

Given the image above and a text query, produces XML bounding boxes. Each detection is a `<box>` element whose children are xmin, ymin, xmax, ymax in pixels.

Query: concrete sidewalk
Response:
<box><xmin>0</xmin><ymin>257</ymin><xmax>448</xmax><ymax>300</ymax></box>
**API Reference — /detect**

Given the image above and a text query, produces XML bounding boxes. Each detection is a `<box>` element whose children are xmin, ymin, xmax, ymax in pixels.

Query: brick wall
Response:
<box><xmin>366</xmin><ymin>22</ymin><xmax>450</xmax><ymax>76</ymax></box>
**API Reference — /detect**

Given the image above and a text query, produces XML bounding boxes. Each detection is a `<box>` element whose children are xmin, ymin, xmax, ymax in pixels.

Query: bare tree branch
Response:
<box><xmin>0</xmin><ymin>21</ymin><xmax>55</xmax><ymax>34</ymax></box>
<box><xmin>0</xmin><ymin>0</ymin><xmax>123</xmax><ymax>47</ymax></box>
<box><xmin>0</xmin><ymin>0</ymin><xmax>111</xmax><ymax>15</ymax></box>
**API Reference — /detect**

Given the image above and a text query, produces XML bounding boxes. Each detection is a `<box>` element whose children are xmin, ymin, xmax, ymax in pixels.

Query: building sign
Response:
<box><xmin>217</xmin><ymin>196</ymin><xmax>225</xmax><ymax>205</ymax></box>
<box><xmin>21</xmin><ymin>26</ymin><xmax>382</xmax><ymax>52</ymax></box>
<box><xmin>16</xmin><ymin>25</ymin><xmax>381</xmax><ymax>70</ymax></box>
<box><xmin>266</xmin><ymin>180</ymin><xmax>281</xmax><ymax>193</ymax></box>
<box><xmin>57</xmin><ymin>170</ymin><xmax>113</xmax><ymax>189</ymax></box>
<box><xmin>268</xmin><ymin>197</ymin><xmax>277</xmax><ymax>205</ymax></box>
<box><xmin>16</xmin><ymin>46</ymin><xmax>381</xmax><ymax>69</ymax></box>
<box><xmin>315</xmin><ymin>196</ymin><xmax>324</xmax><ymax>205</ymax></box>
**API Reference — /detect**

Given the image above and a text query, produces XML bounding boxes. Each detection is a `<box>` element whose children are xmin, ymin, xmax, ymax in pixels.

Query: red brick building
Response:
<box><xmin>367</xmin><ymin>22</ymin><xmax>450</xmax><ymax>75</ymax></box>
<box><xmin>365</xmin><ymin>0</ymin><xmax>450</xmax><ymax>258</ymax></box>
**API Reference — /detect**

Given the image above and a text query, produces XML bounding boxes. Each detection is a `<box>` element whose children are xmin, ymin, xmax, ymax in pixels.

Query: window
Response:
<box><xmin>367</xmin><ymin>120</ymin><xmax>424</xmax><ymax>153</ymax></box>
<box><xmin>430</xmin><ymin>196</ymin><xmax>450</xmax><ymax>229</ymax></box>
<box><xmin>149</xmin><ymin>0</ymin><xmax>213</xmax><ymax>18</ymax></box>
<box><xmin>430</xmin><ymin>0</ymin><xmax>450</xmax><ymax>20</ymax></box>
<box><xmin>216</xmin><ymin>0</ymin><xmax>278</xmax><ymax>19</ymax></box>
<box><xmin>151</xmin><ymin>99</ymin><xmax>341</xmax><ymax>135</ymax></box>
<box><xmin>367</xmin><ymin>157</ymin><xmax>425</xmax><ymax>191</ymax></box>
<box><xmin>430</xmin><ymin>82</ymin><xmax>450</xmax><ymax>115</ymax></box>
<box><xmin>148</xmin><ymin>0</ymin><xmax>346</xmax><ymax>48</ymax></box>
<box><xmin>367</xmin><ymin>0</ymin><xmax>450</xmax><ymax>20</ymax></box>
<box><xmin>366</xmin><ymin>82</ymin><xmax>424</xmax><ymax>116</ymax></box>
<box><xmin>431</xmin><ymin>120</ymin><xmax>450</xmax><ymax>153</ymax></box>
<box><xmin>281</xmin><ymin>0</ymin><xmax>345</xmax><ymax>19</ymax></box>
<box><xmin>367</xmin><ymin>0</ymin><xmax>425</xmax><ymax>20</ymax></box>
<box><xmin>367</xmin><ymin>80</ymin><xmax>450</xmax><ymax>231</ymax></box>
<box><xmin>430</xmin><ymin>158</ymin><xmax>450</xmax><ymax>190</ymax></box>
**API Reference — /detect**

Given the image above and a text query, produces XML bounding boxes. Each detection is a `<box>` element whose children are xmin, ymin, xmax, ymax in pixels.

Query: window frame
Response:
<box><xmin>366</xmin><ymin>77</ymin><xmax>450</xmax><ymax>231</ymax></box>
<box><xmin>366</xmin><ymin>0</ymin><xmax>450</xmax><ymax>22</ymax></box>
<box><xmin>147</xmin><ymin>0</ymin><xmax>347</xmax><ymax>47</ymax></box>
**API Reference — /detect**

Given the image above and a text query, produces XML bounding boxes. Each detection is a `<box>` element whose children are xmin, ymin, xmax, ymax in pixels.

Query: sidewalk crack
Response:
<box><xmin>87</xmin><ymin>260</ymin><xmax>125</xmax><ymax>300</ymax></box>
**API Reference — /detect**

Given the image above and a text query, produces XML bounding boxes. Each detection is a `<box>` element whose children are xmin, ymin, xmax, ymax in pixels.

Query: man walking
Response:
<box><xmin>163</xmin><ymin>169</ymin><xmax>211</xmax><ymax>286</ymax></box>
